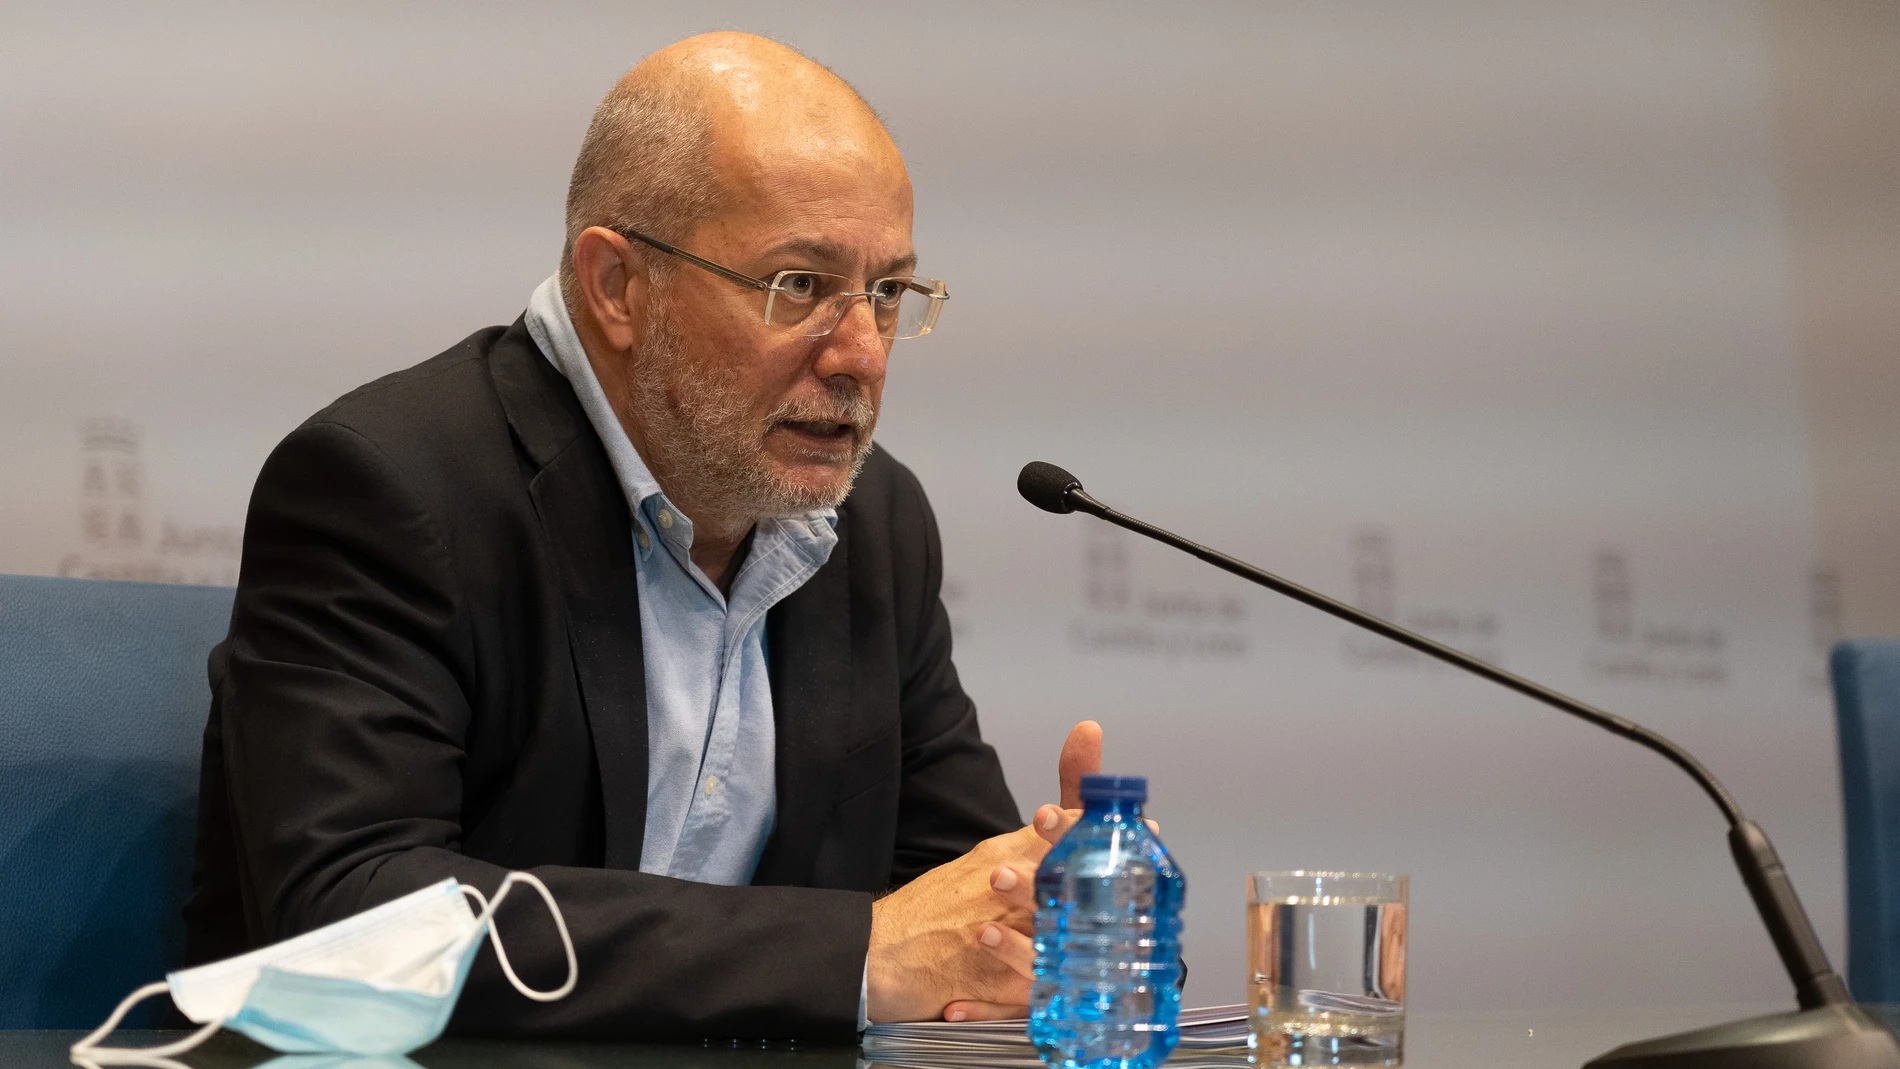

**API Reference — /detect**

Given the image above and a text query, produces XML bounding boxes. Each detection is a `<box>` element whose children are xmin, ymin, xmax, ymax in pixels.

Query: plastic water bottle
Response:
<box><xmin>1028</xmin><ymin>774</ymin><xmax>1186</xmax><ymax>1069</ymax></box>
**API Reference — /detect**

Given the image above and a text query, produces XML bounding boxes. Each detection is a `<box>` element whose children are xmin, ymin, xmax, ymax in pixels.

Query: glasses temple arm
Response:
<box><xmin>616</xmin><ymin>228</ymin><xmax>771</xmax><ymax>292</ymax></box>
<box><xmin>895</xmin><ymin>278</ymin><xmax>947</xmax><ymax>299</ymax></box>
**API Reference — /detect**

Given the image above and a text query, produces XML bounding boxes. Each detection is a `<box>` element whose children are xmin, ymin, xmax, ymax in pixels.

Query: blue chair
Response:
<box><xmin>0</xmin><ymin>574</ymin><xmax>232</xmax><ymax>1028</ymax></box>
<box><xmin>1832</xmin><ymin>638</ymin><xmax>1900</xmax><ymax>1004</ymax></box>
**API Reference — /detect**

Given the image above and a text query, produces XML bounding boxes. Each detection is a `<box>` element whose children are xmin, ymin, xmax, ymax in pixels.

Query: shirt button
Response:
<box><xmin>658</xmin><ymin>509</ymin><xmax>674</xmax><ymax>529</ymax></box>
<box><xmin>704</xmin><ymin>775</ymin><xmax>717</xmax><ymax>796</ymax></box>
<box><xmin>636</xmin><ymin>529</ymin><xmax>650</xmax><ymax>550</ymax></box>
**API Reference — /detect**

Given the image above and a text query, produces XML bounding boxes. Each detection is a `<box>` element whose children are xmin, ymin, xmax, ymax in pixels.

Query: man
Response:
<box><xmin>184</xmin><ymin>32</ymin><xmax>1101</xmax><ymax>1038</ymax></box>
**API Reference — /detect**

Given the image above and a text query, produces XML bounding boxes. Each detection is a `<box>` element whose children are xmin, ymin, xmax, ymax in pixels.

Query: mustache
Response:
<box><xmin>764</xmin><ymin>382</ymin><xmax>878</xmax><ymax>430</ymax></box>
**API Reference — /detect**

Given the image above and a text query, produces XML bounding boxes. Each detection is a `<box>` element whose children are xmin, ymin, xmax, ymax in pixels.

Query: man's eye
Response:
<box><xmin>778</xmin><ymin>272</ymin><xmax>820</xmax><ymax>300</ymax></box>
<box><xmin>872</xmin><ymin>279</ymin><xmax>906</xmax><ymax>304</ymax></box>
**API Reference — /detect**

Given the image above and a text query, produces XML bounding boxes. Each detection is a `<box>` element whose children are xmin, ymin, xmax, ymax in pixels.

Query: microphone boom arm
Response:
<box><xmin>1053</xmin><ymin>478</ymin><xmax>1851</xmax><ymax>1012</ymax></box>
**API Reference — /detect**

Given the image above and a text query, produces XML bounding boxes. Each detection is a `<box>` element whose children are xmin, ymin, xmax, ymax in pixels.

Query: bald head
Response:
<box><xmin>559</xmin><ymin>33</ymin><xmax>906</xmax><ymax>305</ymax></box>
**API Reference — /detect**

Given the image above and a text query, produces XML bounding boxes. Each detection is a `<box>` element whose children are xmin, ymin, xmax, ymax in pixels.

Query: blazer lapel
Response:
<box><xmin>490</xmin><ymin>321</ymin><xmax>650</xmax><ymax>870</ymax></box>
<box><xmin>754</xmin><ymin>516</ymin><xmax>852</xmax><ymax>887</ymax></box>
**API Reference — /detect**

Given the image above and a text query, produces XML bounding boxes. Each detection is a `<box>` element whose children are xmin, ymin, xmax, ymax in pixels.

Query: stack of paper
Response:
<box><xmin>861</xmin><ymin>1004</ymin><xmax>1252</xmax><ymax>1069</ymax></box>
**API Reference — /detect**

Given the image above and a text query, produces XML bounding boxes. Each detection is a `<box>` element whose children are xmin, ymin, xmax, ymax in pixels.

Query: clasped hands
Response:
<box><xmin>866</xmin><ymin>720</ymin><xmax>1153</xmax><ymax>1024</ymax></box>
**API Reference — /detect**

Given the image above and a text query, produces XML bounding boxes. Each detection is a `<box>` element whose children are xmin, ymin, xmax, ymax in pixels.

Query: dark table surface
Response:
<box><xmin>17</xmin><ymin>1003</ymin><xmax>1896</xmax><ymax>1069</ymax></box>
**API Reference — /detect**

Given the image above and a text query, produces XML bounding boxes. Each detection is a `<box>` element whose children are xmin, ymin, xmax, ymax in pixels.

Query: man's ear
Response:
<box><xmin>571</xmin><ymin>226</ymin><xmax>648</xmax><ymax>352</ymax></box>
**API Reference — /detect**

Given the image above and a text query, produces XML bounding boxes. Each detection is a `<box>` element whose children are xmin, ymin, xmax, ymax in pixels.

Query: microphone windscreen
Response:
<box><xmin>1018</xmin><ymin>461</ymin><xmax>1083</xmax><ymax>514</ymax></box>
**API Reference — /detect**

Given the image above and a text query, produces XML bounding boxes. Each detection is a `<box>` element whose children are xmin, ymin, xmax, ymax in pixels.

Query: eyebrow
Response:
<box><xmin>761</xmin><ymin>237</ymin><xmax>919</xmax><ymax>278</ymax></box>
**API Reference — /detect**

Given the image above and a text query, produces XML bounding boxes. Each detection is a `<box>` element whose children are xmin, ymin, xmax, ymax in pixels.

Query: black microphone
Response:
<box><xmin>1018</xmin><ymin>461</ymin><xmax>1086</xmax><ymax>514</ymax></box>
<box><xmin>1018</xmin><ymin>461</ymin><xmax>1899</xmax><ymax>1069</ymax></box>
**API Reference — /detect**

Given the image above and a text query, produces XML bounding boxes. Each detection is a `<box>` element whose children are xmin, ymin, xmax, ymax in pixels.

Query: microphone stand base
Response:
<box><xmin>1584</xmin><ymin>1004</ymin><xmax>1900</xmax><ymax>1069</ymax></box>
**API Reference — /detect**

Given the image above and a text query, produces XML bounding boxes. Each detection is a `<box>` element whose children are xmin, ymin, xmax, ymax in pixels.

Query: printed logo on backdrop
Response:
<box><xmin>1068</xmin><ymin>523</ymin><xmax>1248</xmax><ymax>659</ymax></box>
<box><xmin>1583</xmin><ymin>546</ymin><xmax>1726</xmax><ymax>685</ymax></box>
<box><xmin>1340</xmin><ymin>525</ymin><xmax>1504</xmax><ymax>670</ymax></box>
<box><xmin>57</xmin><ymin>418</ymin><xmax>241</xmax><ymax>586</ymax></box>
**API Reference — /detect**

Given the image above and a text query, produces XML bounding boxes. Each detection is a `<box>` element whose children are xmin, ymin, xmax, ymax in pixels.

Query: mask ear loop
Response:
<box><xmin>71</xmin><ymin>1055</ymin><xmax>192</xmax><ymax>1069</ymax></box>
<box><xmin>459</xmin><ymin>871</ymin><xmax>578</xmax><ymax>1002</ymax></box>
<box><xmin>68</xmin><ymin>981</ymin><xmax>223</xmax><ymax>1064</ymax></box>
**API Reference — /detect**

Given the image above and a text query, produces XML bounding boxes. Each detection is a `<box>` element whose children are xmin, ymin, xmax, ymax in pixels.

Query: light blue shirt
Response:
<box><xmin>525</xmin><ymin>275</ymin><xmax>838</xmax><ymax>886</ymax></box>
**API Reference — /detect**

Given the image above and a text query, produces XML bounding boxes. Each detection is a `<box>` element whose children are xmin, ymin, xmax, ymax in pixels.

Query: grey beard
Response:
<box><xmin>626</xmin><ymin>296</ymin><xmax>877</xmax><ymax>524</ymax></box>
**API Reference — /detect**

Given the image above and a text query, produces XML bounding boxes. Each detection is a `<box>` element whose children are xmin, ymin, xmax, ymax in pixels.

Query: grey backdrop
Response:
<box><xmin>0</xmin><ymin>1</ymin><xmax>1851</xmax><ymax>1014</ymax></box>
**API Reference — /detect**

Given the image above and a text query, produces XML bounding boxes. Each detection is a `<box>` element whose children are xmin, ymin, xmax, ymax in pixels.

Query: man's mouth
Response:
<box><xmin>777</xmin><ymin>419</ymin><xmax>855</xmax><ymax>445</ymax></box>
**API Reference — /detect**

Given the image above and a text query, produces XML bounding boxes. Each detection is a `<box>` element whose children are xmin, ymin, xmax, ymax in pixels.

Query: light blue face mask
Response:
<box><xmin>70</xmin><ymin>873</ymin><xmax>577</xmax><ymax>1062</ymax></box>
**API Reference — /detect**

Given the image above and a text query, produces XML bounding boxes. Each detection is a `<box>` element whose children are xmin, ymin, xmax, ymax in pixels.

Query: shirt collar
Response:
<box><xmin>522</xmin><ymin>275</ymin><xmax>839</xmax><ymax>564</ymax></box>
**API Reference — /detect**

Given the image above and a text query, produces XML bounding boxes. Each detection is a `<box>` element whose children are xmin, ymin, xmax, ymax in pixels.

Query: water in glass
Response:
<box><xmin>1247</xmin><ymin>872</ymin><xmax>1407</xmax><ymax>1067</ymax></box>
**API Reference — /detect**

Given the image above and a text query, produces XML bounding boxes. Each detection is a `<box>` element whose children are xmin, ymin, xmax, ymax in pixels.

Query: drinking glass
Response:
<box><xmin>1247</xmin><ymin>871</ymin><xmax>1408</xmax><ymax>1066</ymax></box>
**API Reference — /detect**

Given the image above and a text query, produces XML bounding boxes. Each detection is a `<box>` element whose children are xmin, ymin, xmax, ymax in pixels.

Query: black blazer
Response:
<box><xmin>183</xmin><ymin>318</ymin><xmax>1020</xmax><ymax>1040</ymax></box>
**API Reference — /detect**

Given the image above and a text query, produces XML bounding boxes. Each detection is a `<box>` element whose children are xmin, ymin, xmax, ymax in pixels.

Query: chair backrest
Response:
<box><xmin>0</xmin><ymin>574</ymin><xmax>233</xmax><ymax>1028</ymax></box>
<box><xmin>1832</xmin><ymin>638</ymin><xmax>1900</xmax><ymax>1004</ymax></box>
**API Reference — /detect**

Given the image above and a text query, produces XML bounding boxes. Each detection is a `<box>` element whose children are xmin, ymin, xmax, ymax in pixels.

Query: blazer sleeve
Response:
<box><xmin>215</xmin><ymin>420</ymin><xmax>871</xmax><ymax>1040</ymax></box>
<box><xmin>885</xmin><ymin>463</ymin><xmax>1022</xmax><ymax>887</ymax></box>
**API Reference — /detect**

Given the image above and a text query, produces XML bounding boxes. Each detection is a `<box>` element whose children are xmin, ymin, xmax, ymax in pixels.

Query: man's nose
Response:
<box><xmin>813</xmin><ymin>296</ymin><xmax>890</xmax><ymax>386</ymax></box>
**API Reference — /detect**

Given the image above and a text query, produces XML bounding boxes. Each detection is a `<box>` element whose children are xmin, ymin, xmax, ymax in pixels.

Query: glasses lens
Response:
<box><xmin>771</xmin><ymin>273</ymin><xmax>946</xmax><ymax>339</ymax></box>
<box><xmin>881</xmin><ymin>278</ymin><xmax>945</xmax><ymax>340</ymax></box>
<box><xmin>767</xmin><ymin>272</ymin><xmax>850</xmax><ymax>330</ymax></box>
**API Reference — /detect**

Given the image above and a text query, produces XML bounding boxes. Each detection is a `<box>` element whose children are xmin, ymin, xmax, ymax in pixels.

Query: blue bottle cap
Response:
<box><xmin>1079</xmin><ymin>774</ymin><xmax>1147</xmax><ymax>802</ymax></box>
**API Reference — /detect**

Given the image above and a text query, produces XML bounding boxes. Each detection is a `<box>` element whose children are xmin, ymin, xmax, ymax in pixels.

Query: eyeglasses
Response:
<box><xmin>614</xmin><ymin>227</ymin><xmax>948</xmax><ymax>341</ymax></box>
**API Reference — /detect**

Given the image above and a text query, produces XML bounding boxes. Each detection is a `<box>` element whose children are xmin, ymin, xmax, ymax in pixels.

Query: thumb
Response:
<box><xmin>1059</xmin><ymin>720</ymin><xmax>1103</xmax><ymax>811</ymax></box>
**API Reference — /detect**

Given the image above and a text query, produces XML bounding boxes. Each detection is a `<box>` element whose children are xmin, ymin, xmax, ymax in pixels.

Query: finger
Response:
<box><xmin>943</xmin><ymin>999</ymin><xmax>1029</xmax><ymax>1023</ymax></box>
<box><xmin>1033</xmin><ymin>804</ymin><xmax>1083</xmax><ymax>845</ymax></box>
<box><xmin>978</xmin><ymin>922</ymin><xmax>1038</xmax><ymax>980</ymax></box>
<box><xmin>1001</xmin><ymin>908</ymin><xmax>1036</xmax><ymax>938</ymax></box>
<box><xmin>989</xmin><ymin>865</ymin><xmax>1037</xmax><ymax>914</ymax></box>
<box><xmin>1145</xmin><ymin>818</ymin><xmax>1161</xmax><ymax>835</ymax></box>
<box><xmin>990</xmin><ymin>866</ymin><xmax>1038</xmax><ymax>936</ymax></box>
<box><xmin>1059</xmin><ymin>721</ymin><xmax>1104</xmax><ymax>810</ymax></box>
